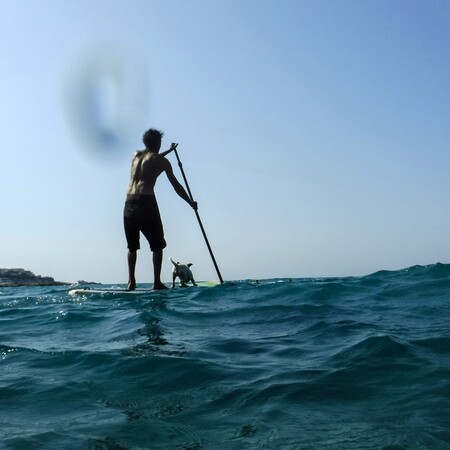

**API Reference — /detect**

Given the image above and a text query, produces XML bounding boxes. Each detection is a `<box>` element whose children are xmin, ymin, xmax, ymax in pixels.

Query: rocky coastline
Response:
<box><xmin>0</xmin><ymin>268</ymin><xmax>69</xmax><ymax>287</ymax></box>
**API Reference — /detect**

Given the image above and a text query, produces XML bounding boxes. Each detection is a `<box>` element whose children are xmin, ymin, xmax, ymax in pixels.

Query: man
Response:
<box><xmin>123</xmin><ymin>129</ymin><xmax>197</xmax><ymax>290</ymax></box>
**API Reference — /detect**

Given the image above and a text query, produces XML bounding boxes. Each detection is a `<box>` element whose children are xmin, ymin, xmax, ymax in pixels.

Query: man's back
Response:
<box><xmin>127</xmin><ymin>151</ymin><xmax>167</xmax><ymax>196</ymax></box>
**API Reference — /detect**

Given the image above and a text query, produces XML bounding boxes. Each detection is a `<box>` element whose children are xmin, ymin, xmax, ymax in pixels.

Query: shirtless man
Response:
<box><xmin>123</xmin><ymin>129</ymin><xmax>197</xmax><ymax>290</ymax></box>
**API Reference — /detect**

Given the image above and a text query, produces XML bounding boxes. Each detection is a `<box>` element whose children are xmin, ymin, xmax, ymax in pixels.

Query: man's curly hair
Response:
<box><xmin>143</xmin><ymin>129</ymin><xmax>163</xmax><ymax>152</ymax></box>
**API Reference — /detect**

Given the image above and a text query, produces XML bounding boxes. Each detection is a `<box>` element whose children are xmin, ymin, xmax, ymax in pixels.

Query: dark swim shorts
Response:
<box><xmin>123</xmin><ymin>194</ymin><xmax>167</xmax><ymax>252</ymax></box>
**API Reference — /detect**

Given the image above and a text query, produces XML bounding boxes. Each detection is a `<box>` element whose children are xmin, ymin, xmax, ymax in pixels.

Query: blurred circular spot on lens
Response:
<box><xmin>64</xmin><ymin>46</ymin><xmax>149</xmax><ymax>159</ymax></box>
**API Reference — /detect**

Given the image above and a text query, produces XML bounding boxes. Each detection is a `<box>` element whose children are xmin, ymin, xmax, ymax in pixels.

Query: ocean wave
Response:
<box><xmin>2</xmin><ymin>265</ymin><xmax>450</xmax><ymax>448</ymax></box>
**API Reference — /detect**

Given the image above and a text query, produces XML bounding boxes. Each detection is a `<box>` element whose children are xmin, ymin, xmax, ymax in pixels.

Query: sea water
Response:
<box><xmin>1</xmin><ymin>263</ymin><xmax>450</xmax><ymax>450</ymax></box>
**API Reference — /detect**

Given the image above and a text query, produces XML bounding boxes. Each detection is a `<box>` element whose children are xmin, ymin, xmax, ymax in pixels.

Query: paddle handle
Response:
<box><xmin>173</xmin><ymin>148</ymin><xmax>224</xmax><ymax>284</ymax></box>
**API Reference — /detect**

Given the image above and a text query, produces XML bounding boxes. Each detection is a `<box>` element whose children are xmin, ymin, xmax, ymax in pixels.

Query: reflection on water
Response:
<box><xmin>138</xmin><ymin>316</ymin><xmax>168</xmax><ymax>347</ymax></box>
<box><xmin>123</xmin><ymin>301</ymin><xmax>187</xmax><ymax>358</ymax></box>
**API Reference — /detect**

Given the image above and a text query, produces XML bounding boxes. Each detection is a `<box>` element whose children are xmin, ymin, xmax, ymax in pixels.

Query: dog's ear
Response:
<box><xmin>187</xmin><ymin>263</ymin><xmax>193</xmax><ymax>267</ymax></box>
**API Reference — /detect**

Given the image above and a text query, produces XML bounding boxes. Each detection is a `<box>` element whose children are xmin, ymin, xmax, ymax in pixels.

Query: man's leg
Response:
<box><xmin>127</xmin><ymin>250</ymin><xmax>137</xmax><ymax>290</ymax></box>
<box><xmin>152</xmin><ymin>249</ymin><xmax>168</xmax><ymax>290</ymax></box>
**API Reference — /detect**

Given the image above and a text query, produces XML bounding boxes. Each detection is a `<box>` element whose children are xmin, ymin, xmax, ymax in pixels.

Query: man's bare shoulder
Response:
<box><xmin>133</xmin><ymin>149</ymin><xmax>146</xmax><ymax>158</ymax></box>
<box><xmin>137</xmin><ymin>152</ymin><xmax>170</xmax><ymax>174</ymax></box>
<box><xmin>151</xmin><ymin>153</ymin><xmax>171</xmax><ymax>168</ymax></box>
<box><xmin>131</xmin><ymin>150</ymin><xmax>170</xmax><ymax>168</ymax></box>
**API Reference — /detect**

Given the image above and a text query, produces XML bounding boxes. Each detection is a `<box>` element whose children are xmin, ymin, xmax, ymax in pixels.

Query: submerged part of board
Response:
<box><xmin>68</xmin><ymin>281</ymin><xmax>221</xmax><ymax>296</ymax></box>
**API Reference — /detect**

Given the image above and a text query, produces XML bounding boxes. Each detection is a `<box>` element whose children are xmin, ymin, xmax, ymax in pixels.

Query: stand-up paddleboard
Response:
<box><xmin>69</xmin><ymin>280</ymin><xmax>221</xmax><ymax>296</ymax></box>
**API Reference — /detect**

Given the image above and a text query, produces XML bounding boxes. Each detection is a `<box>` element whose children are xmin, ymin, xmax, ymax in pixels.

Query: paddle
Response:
<box><xmin>172</xmin><ymin>145</ymin><xmax>224</xmax><ymax>284</ymax></box>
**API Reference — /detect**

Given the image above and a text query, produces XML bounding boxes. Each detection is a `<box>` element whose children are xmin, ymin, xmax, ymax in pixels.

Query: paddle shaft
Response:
<box><xmin>173</xmin><ymin>148</ymin><xmax>224</xmax><ymax>284</ymax></box>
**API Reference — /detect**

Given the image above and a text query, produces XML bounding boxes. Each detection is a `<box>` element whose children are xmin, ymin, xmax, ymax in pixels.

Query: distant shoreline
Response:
<box><xmin>0</xmin><ymin>281</ymin><xmax>70</xmax><ymax>287</ymax></box>
<box><xmin>0</xmin><ymin>268</ymin><xmax>70</xmax><ymax>287</ymax></box>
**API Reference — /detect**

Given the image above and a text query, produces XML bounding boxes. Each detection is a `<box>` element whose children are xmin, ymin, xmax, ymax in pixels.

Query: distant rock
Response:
<box><xmin>77</xmin><ymin>280</ymin><xmax>101</xmax><ymax>285</ymax></box>
<box><xmin>0</xmin><ymin>268</ymin><xmax>69</xmax><ymax>287</ymax></box>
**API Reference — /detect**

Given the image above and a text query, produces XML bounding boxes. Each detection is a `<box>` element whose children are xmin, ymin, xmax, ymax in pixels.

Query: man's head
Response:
<box><xmin>143</xmin><ymin>129</ymin><xmax>163</xmax><ymax>152</ymax></box>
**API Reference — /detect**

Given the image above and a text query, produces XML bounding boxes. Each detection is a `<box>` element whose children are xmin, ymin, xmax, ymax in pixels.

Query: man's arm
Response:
<box><xmin>163</xmin><ymin>159</ymin><xmax>198</xmax><ymax>209</ymax></box>
<box><xmin>160</xmin><ymin>143</ymin><xmax>178</xmax><ymax>157</ymax></box>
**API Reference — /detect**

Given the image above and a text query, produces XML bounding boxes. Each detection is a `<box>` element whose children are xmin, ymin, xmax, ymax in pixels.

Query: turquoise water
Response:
<box><xmin>1</xmin><ymin>263</ymin><xmax>450</xmax><ymax>449</ymax></box>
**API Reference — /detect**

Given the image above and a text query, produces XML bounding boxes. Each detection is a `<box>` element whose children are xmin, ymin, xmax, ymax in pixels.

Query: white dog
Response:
<box><xmin>170</xmin><ymin>258</ymin><xmax>197</xmax><ymax>288</ymax></box>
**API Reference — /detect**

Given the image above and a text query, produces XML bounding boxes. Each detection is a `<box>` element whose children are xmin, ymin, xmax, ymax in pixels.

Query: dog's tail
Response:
<box><xmin>169</xmin><ymin>257</ymin><xmax>178</xmax><ymax>267</ymax></box>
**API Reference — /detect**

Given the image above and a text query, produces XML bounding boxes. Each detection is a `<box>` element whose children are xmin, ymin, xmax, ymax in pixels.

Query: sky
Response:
<box><xmin>1</xmin><ymin>0</ymin><xmax>449</xmax><ymax>284</ymax></box>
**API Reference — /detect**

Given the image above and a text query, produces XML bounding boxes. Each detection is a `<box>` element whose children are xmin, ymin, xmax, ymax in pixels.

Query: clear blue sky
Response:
<box><xmin>1</xmin><ymin>0</ymin><xmax>449</xmax><ymax>283</ymax></box>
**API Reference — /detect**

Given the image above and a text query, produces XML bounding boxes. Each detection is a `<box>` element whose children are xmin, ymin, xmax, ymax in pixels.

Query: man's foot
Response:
<box><xmin>127</xmin><ymin>278</ymin><xmax>136</xmax><ymax>291</ymax></box>
<box><xmin>153</xmin><ymin>282</ymin><xmax>168</xmax><ymax>290</ymax></box>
